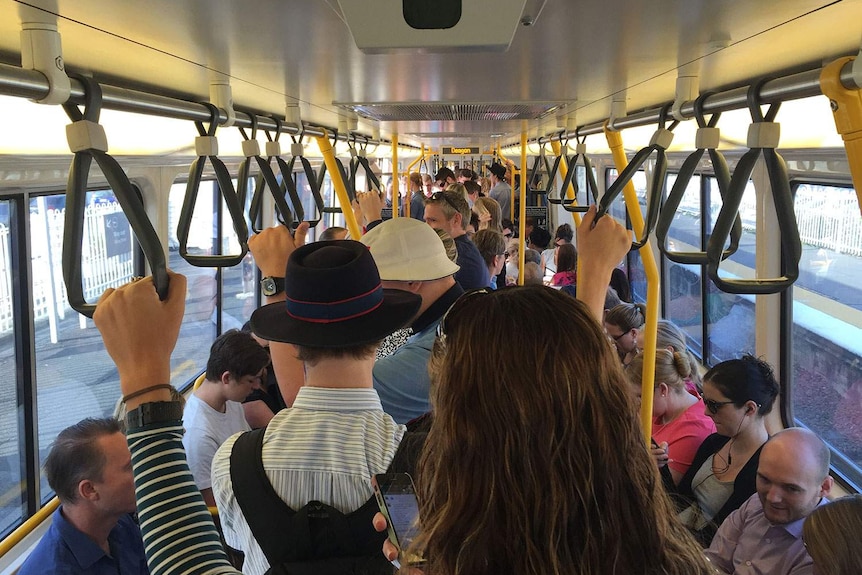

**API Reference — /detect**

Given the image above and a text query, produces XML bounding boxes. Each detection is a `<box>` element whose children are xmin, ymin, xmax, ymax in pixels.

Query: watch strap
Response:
<box><xmin>126</xmin><ymin>401</ymin><xmax>185</xmax><ymax>430</ymax></box>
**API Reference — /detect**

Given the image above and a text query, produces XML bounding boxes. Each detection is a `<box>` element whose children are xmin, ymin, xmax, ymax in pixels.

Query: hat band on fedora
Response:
<box><xmin>285</xmin><ymin>283</ymin><xmax>385</xmax><ymax>324</ymax></box>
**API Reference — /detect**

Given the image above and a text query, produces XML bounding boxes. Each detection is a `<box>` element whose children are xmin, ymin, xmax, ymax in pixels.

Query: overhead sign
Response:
<box><xmin>442</xmin><ymin>146</ymin><xmax>480</xmax><ymax>155</ymax></box>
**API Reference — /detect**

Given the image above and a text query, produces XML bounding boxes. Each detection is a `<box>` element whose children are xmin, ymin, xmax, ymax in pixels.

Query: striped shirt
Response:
<box><xmin>211</xmin><ymin>386</ymin><xmax>405</xmax><ymax>575</ymax></box>
<box><xmin>127</xmin><ymin>421</ymin><xmax>238</xmax><ymax>575</ymax></box>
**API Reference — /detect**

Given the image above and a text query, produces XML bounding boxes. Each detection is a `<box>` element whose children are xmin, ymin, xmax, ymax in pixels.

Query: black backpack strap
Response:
<box><xmin>230</xmin><ymin>428</ymin><xmax>307</xmax><ymax>564</ymax></box>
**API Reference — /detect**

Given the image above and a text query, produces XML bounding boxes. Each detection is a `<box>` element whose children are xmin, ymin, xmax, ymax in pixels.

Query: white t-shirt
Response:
<box><xmin>182</xmin><ymin>393</ymin><xmax>250</xmax><ymax>490</ymax></box>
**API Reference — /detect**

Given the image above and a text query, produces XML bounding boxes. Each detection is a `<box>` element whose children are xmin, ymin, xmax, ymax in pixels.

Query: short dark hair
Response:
<box><xmin>45</xmin><ymin>418</ymin><xmax>122</xmax><ymax>504</ymax></box>
<box><xmin>205</xmin><ymin>329</ymin><xmax>271</xmax><ymax>381</ymax></box>
<box><xmin>529</xmin><ymin>227</ymin><xmax>551</xmax><ymax>249</ymax></box>
<box><xmin>463</xmin><ymin>180</ymin><xmax>481</xmax><ymax>196</ymax></box>
<box><xmin>458</xmin><ymin>168</ymin><xmax>476</xmax><ymax>181</ymax></box>
<box><xmin>295</xmin><ymin>342</ymin><xmax>380</xmax><ymax>366</ymax></box>
<box><xmin>434</xmin><ymin>167</ymin><xmax>455</xmax><ymax>183</ymax></box>
<box><xmin>319</xmin><ymin>226</ymin><xmax>347</xmax><ymax>241</ymax></box>
<box><xmin>554</xmin><ymin>223</ymin><xmax>574</xmax><ymax>243</ymax></box>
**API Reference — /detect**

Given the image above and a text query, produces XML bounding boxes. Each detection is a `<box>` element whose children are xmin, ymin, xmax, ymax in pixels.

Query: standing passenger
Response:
<box><xmin>487</xmin><ymin>162</ymin><xmax>511</xmax><ymax>220</ymax></box>
<box><xmin>401</xmin><ymin>172</ymin><xmax>425</xmax><ymax>221</ymax></box>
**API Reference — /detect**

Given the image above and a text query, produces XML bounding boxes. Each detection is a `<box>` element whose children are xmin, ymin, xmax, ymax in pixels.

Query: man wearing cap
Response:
<box><xmin>361</xmin><ymin>217</ymin><xmax>464</xmax><ymax>424</ymax></box>
<box><xmin>488</xmin><ymin>162</ymin><xmax>512</xmax><ymax>220</ymax></box>
<box><xmin>209</xmin><ymin>233</ymin><xmax>422</xmax><ymax>575</ymax></box>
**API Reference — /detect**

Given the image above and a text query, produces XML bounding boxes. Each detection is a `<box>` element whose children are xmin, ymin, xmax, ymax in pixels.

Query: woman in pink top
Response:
<box><xmin>628</xmin><ymin>349</ymin><xmax>715</xmax><ymax>485</ymax></box>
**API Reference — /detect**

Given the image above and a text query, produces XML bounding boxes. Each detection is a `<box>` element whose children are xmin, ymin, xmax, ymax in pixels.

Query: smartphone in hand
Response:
<box><xmin>372</xmin><ymin>473</ymin><xmax>425</xmax><ymax>568</ymax></box>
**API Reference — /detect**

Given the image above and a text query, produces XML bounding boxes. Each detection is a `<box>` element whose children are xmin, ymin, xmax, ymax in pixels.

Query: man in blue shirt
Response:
<box><xmin>18</xmin><ymin>418</ymin><xmax>148</xmax><ymax>575</ymax></box>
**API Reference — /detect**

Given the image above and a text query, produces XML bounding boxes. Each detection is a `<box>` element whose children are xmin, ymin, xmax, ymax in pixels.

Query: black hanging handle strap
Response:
<box><xmin>349</xmin><ymin>136</ymin><xmax>382</xmax><ymax>194</ymax></box>
<box><xmin>242</xmin><ymin>115</ymin><xmax>294</xmax><ymax>233</ymax></box>
<box><xmin>545</xmin><ymin>131</ymin><xmax>567</xmax><ymax>204</ymax></box>
<box><xmin>706</xmin><ymin>80</ymin><xmax>801</xmax><ymax>294</ymax></box>
<box><xmin>562</xmin><ymin>135</ymin><xmax>600</xmax><ymax>213</ymax></box>
<box><xmin>62</xmin><ymin>74</ymin><xmax>169</xmax><ymax>318</ymax></box>
<box><xmin>597</xmin><ymin>104</ymin><xmax>678</xmax><ymax>250</ymax></box>
<box><xmin>656</xmin><ymin>92</ymin><xmax>741</xmax><ymax>264</ymax></box>
<box><xmin>284</xmin><ymin>128</ymin><xmax>324</xmax><ymax>226</ymax></box>
<box><xmin>177</xmin><ymin>102</ymin><xmax>249</xmax><ymax>267</ymax></box>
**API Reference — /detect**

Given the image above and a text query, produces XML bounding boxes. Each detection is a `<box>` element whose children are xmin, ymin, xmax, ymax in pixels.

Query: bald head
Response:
<box><xmin>756</xmin><ymin>427</ymin><xmax>832</xmax><ymax>524</ymax></box>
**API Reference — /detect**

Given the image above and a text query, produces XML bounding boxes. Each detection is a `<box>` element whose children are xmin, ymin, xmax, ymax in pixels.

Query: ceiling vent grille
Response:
<box><xmin>336</xmin><ymin>102</ymin><xmax>562</xmax><ymax>122</ymax></box>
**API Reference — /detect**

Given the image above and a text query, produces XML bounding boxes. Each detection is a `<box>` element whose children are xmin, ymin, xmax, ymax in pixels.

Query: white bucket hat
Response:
<box><xmin>361</xmin><ymin>218</ymin><xmax>460</xmax><ymax>281</ymax></box>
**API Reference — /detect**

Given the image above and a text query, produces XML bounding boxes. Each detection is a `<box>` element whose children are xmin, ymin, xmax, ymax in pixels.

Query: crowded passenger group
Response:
<box><xmin>19</xmin><ymin>161</ymin><xmax>862</xmax><ymax>575</ymax></box>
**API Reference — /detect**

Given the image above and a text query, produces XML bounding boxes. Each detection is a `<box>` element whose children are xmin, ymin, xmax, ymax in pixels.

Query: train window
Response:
<box><xmin>167</xmin><ymin>181</ymin><xmax>218</xmax><ymax>382</ymax></box>
<box><xmin>221</xmin><ymin>184</ymin><xmax>256</xmax><ymax>332</ymax></box>
<box><xmin>29</xmin><ymin>190</ymin><xmax>136</xmax><ymax>504</ymax></box>
<box><xmin>705</xmin><ymin>179</ymin><xmax>757</xmax><ymax>365</ymax></box>
<box><xmin>663</xmin><ymin>172</ymin><xmax>704</xmax><ymax>358</ymax></box>
<box><xmin>0</xmin><ymin>199</ymin><xmax>20</xmax><ymax>536</ymax></box>
<box><xmin>790</xmin><ymin>182</ymin><xmax>862</xmax><ymax>486</ymax></box>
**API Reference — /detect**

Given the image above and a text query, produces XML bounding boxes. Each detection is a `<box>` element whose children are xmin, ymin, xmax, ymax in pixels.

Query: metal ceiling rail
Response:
<box><xmin>538</xmin><ymin>60</ymin><xmax>861</xmax><ymax>143</ymax></box>
<box><xmin>0</xmin><ymin>61</ymin><xmax>397</xmax><ymax>144</ymax></box>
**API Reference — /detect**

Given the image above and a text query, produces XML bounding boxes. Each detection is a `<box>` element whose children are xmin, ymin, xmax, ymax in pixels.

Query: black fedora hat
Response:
<box><xmin>250</xmin><ymin>240</ymin><xmax>421</xmax><ymax>347</ymax></box>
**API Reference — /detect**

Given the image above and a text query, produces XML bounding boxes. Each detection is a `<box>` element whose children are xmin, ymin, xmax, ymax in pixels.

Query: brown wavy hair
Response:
<box><xmin>416</xmin><ymin>286</ymin><xmax>713</xmax><ymax>575</ymax></box>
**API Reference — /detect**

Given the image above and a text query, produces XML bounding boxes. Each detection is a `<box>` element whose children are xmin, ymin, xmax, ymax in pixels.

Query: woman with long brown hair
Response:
<box><xmin>411</xmin><ymin>284</ymin><xmax>713</xmax><ymax>575</ymax></box>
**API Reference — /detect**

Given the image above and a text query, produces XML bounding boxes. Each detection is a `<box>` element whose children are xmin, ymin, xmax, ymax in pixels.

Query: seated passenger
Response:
<box><xmin>627</xmin><ymin>350</ymin><xmax>715</xmax><ymax>484</ymax></box>
<box><xmin>551</xmin><ymin>243</ymin><xmax>577</xmax><ymax>286</ymax></box>
<box><xmin>803</xmin><ymin>494</ymin><xmax>862</xmax><ymax>575</ymax></box>
<box><xmin>240</xmin><ymin>322</ymin><xmax>285</xmax><ymax>427</ymax></box>
<box><xmin>541</xmin><ymin>223</ymin><xmax>574</xmax><ymax>276</ymax></box>
<box><xmin>522</xmin><ymin>261</ymin><xmax>544</xmax><ymax>285</ymax></box>
<box><xmin>183</xmin><ymin>329</ymin><xmax>269</xmax><ymax>506</ymax></box>
<box><xmin>638</xmin><ymin>319</ymin><xmax>703</xmax><ymax>393</ymax></box>
<box><xmin>17</xmin><ymin>418</ymin><xmax>148</xmax><ymax>575</ymax></box>
<box><xmin>674</xmin><ymin>355</ymin><xmax>779</xmax><ymax>546</ymax></box>
<box><xmin>604</xmin><ymin>302</ymin><xmax>646</xmax><ymax>367</ymax></box>
<box><xmin>705</xmin><ymin>428</ymin><xmax>832</xmax><ymax>575</ymax></box>
<box><xmin>317</xmin><ymin>226</ymin><xmax>348</xmax><ymax>241</ymax></box>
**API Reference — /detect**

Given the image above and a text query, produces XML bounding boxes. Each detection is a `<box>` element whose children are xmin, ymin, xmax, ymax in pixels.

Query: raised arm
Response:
<box><xmin>93</xmin><ymin>272</ymin><xmax>240</xmax><ymax>575</ymax></box>
<box><xmin>576</xmin><ymin>206</ymin><xmax>631</xmax><ymax>322</ymax></box>
<box><xmin>247</xmin><ymin>222</ymin><xmax>308</xmax><ymax>406</ymax></box>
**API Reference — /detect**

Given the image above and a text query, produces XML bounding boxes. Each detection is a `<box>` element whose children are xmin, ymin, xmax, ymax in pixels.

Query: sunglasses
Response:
<box><xmin>436</xmin><ymin>288</ymin><xmax>492</xmax><ymax>344</ymax></box>
<box><xmin>608</xmin><ymin>330</ymin><xmax>630</xmax><ymax>341</ymax></box>
<box><xmin>703</xmin><ymin>398</ymin><xmax>736</xmax><ymax>414</ymax></box>
<box><xmin>429</xmin><ymin>191</ymin><xmax>461</xmax><ymax>213</ymax></box>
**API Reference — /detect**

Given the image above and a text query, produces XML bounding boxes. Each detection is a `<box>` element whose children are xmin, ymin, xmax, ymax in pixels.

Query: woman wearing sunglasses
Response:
<box><xmin>673</xmin><ymin>355</ymin><xmax>779</xmax><ymax>546</ymax></box>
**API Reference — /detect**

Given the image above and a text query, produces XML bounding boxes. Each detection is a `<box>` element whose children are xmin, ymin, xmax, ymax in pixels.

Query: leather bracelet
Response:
<box><xmin>122</xmin><ymin>384</ymin><xmax>173</xmax><ymax>403</ymax></box>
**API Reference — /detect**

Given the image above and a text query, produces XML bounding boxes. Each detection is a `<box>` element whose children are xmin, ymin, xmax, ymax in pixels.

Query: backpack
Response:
<box><xmin>229</xmin><ymin>427</ymin><xmax>425</xmax><ymax>575</ymax></box>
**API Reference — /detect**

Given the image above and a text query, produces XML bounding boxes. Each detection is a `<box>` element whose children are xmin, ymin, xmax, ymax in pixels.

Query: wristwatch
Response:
<box><xmin>125</xmin><ymin>401</ymin><xmax>184</xmax><ymax>429</ymax></box>
<box><xmin>260</xmin><ymin>276</ymin><xmax>285</xmax><ymax>296</ymax></box>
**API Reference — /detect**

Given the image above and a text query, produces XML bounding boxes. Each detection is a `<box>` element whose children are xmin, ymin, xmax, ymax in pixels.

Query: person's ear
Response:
<box><xmin>220</xmin><ymin>371</ymin><xmax>233</xmax><ymax>386</ymax></box>
<box><xmin>820</xmin><ymin>475</ymin><xmax>834</xmax><ymax>496</ymax></box>
<box><xmin>79</xmin><ymin>479</ymin><xmax>98</xmax><ymax>502</ymax></box>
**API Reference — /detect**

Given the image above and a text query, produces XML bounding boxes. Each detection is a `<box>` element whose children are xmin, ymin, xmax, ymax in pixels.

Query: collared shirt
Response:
<box><xmin>489</xmin><ymin>181</ymin><xmax>512</xmax><ymax>220</ymax></box>
<box><xmin>17</xmin><ymin>507</ymin><xmax>148</xmax><ymax>575</ymax></box>
<box><xmin>211</xmin><ymin>387</ymin><xmax>405</xmax><ymax>575</ymax></box>
<box><xmin>705</xmin><ymin>493</ymin><xmax>824</xmax><ymax>575</ymax></box>
<box><xmin>373</xmin><ymin>283</ymin><xmax>464</xmax><ymax>423</ymax></box>
<box><xmin>453</xmin><ymin>235</ymin><xmax>491</xmax><ymax>290</ymax></box>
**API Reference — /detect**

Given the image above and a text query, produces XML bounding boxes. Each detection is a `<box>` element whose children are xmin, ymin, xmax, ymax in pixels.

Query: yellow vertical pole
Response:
<box><xmin>604</xmin><ymin>123</ymin><xmax>659</xmax><ymax>444</ymax></box>
<box><xmin>519</xmin><ymin>125</ymin><xmax>528</xmax><ymax>285</ymax></box>
<box><xmin>316</xmin><ymin>132</ymin><xmax>362</xmax><ymax>239</ymax></box>
<box><xmin>550</xmin><ymin>139</ymin><xmax>583</xmax><ymax>227</ymax></box>
<box><xmin>391</xmin><ymin>134</ymin><xmax>399</xmax><ymax>217</ymax></box>
<box><xmin>821</xmin><ymin>56</ymin><xmax>862</xmax><ymax>215</ymax></box>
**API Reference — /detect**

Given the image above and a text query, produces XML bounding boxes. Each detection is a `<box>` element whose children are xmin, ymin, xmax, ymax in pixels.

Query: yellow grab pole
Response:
<box><xmin>391</xmin><ymin>134</ymin><xmax>399</xmax><ymax>217</ymax></box>
<box><xmin>821</xmin><ymin>56</ymin><xmax>862</xmax><ymax>215</ymax></box>
<box><xmin>0</xmin><ymin>497</ymin><xmax>59</xmax><ymax>558</ymax></box>
<box><xmin>315</xmin><ymin>133</ymin><xmax>362</xmax><ymax>239</ymax></box>
<box><xmin>604</xmin><ymin>123</ymin><xmax>660</xmax><ymax>444</ymax></box>
<box><xmin>519</xmin><ymin>126</ymin><xmax>528</xmax><ymax>285</ymax></box>
<box><xmin>550</xmin><ymin>139</ymin><xmax>583</xmax><ymax>227</ymax></box>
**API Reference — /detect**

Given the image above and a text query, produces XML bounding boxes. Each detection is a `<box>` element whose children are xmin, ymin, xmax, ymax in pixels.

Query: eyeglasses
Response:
<box><xmin>429</xmin><ymin>191</ymin><xmax>461</xmax><ymax>213</ymax></box>
<box><xmin>503</xmin><ymin>231</ymin><xmax>513</xmax><ymax>238</ymax></box>
<box><xmin>436</xmin><ymin>288</ymin><xmax>492</xmax><ymax>344</ymax></box>
<box><xmin>608</xmin><ymin>330</ymin><xmax>630</xmax><ymax>341</ymax></box>
<box><xmin>703</xmin><ymin>398</ymin><xmax>736</xmax><ymax>414</ymax></box>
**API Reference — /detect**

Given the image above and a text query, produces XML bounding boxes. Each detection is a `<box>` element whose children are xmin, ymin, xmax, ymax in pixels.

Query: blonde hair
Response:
<box><xmin>473</xmin><ymin>196</ymin><xmax>502</xmax><ymax>232</ymax></box>
<box><xmin>803</xmin><ymin>495</ymin><xmax>862</xmax><ymax>575</ymax></box>
<box><xmin>434</xmin><ymin>228</ymin><xmax>459</xmax><ymax>263</ymax></box>
<box><xmin>627</xmin><ymin>349</ymin><xmax>692</xmax><ymax>392</ymax></box>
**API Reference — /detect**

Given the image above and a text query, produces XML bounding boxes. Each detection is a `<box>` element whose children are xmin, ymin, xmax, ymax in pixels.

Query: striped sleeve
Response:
<box><xmin>127</xmin><ymin>421</ymin><xmax>240</xmax><ymax>575</ymax></box>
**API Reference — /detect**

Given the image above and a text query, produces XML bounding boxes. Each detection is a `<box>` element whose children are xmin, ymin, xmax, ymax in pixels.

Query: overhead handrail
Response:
<box><xmin>656</xmin><ymin>92</ymin><xmax>742</xmax><ymax>264</ymax></box>
<box><xmin>706</xmin><ymin>80</ymin><xmax>802</xmax><ymax>294</ymax></box>
<box><xmin>285</xmin><ymin>128</ymin><xmax>325</xmax><ymax>225</ymax></box>
<box><xmin>597</xmin><ymin>104</ymin><xmax>678</xmax><ymax>250</ymax></box>
<box><xmin>238</xmin><ymin>113</ymin><xmax>294</xmax><ymax>233</ymax></box>
<box><xmin>820</xmin><ymin>56</ymin><xmax>862</xmax><ymax>216</ymax></box>
<box><xmin>546</xmin><ymin>131</ymin><xmax>568</xmax><ymax>204</ymax></box>
<box><xmin>527</xmin><ymin>141</ymin><xmax>547</xmax><ymax>193</ymax></box>
<box><xmin>561</xmin><ymin>134</ymin><xmax>600</xmax><ymax>213</ymax></box>
<box><xmin>177</xmin><ymin>102</ymin><xmax>249</xmax><ymax>267</ymax></box>
<box><xmin>260</xmin><ymin>117</ymin><xmax>304</xmax><ymax>227</ymax></box>
<box><xmin>61</xmin><ymin>73</ymin><xmax>168</xmax><ymax>318</ymax></box>
<box><xmin>348</xmin><ymin>135</ymin><xmax>382</xmax><ymax>194</ymax></box>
